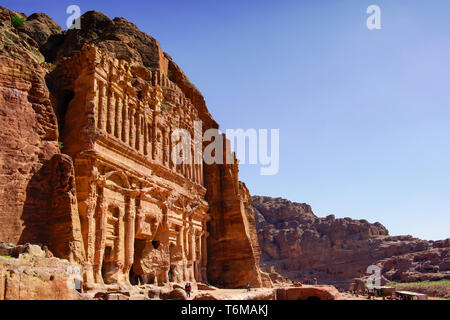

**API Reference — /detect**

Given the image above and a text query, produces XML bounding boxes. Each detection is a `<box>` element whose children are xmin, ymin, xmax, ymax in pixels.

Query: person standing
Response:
<box><xmin>186</xmin><ymin>283</ymin><xmax>192</xmax><ymax>297</ymax></box>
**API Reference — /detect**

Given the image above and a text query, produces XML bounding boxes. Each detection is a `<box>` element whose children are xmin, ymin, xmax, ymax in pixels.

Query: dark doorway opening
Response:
<box><xmin>129</xmin><ymin>264</ymin><xmax>142</xmax><ymax>285</ymax></box>
<box><xmin>102</xmin><ymin>246</ymin><xmax>114</xmax><ymax>284</ymax></box>
<box><xmin>132</xmin><ymin>238</ymin><xmax>147</xmax><ymax>285</ymax></box>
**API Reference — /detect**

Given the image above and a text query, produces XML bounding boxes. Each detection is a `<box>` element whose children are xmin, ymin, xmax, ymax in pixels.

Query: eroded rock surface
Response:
<box><xmin>377</xmin><ymin>241</ymin><xmax>450</xmax><ymax>282</ymax></box>
<box><xmin>253</xmin><ymin>196</ymin><xmax>449</xmax><ymax>288</ymax></box>
<box><xmin>0</xmin><ymin>6</ymin><xmax>61</xmax><ymax>246</ymax></box>
<box><xmin>0</xmin><ymin>243</ymin><xmax>87</xmax><ymax>300</ymax></box>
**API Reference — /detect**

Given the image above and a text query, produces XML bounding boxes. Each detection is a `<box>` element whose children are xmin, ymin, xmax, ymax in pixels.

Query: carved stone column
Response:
<box><xmin>129</xmin><ymin>108</ymin><xmax>135</xmax><ymax>148</ymax></box>
<box><xmin>117</xmin><ymin>205</ymin><xmax>126</xmax><ymax>282</ymax></box>
<box><xmin>97</xmin><ymin>83</ymin><xmax>107</xmax><ymax>130</ymax></box>
<box><xmin>185</xmin><ymin>227</ymin><xmax>190</xmax><ymax>260</ymax></box>
<box><xmin>121</xmin><ymin>97</ymin><xmax>128</xmax><ymax>143</ymax></box>
<box><xmin>179</xmin><ymin>225</ymin><xmax>185</xmax><ymax>259</ymax></box>
<box><xmin>180</xmin><ymin>225</ymin><xmax>186</xmax><ymax>281</ymax></box>
<box><xmin>79</xmin><ymin>166</ymin><xmax>99</xmax><ymax>286</ymax></box>
<box><xmin>135</xmin><ymin>111</ymin><xmax>140</xmax><ymax>151</ymax></box>
<box><xmin>152</xmin><ymin>112</ymin><xmax>157</xmax><ymax>160</ymax></box>
<box><xmin>201</xmin><ymin>231</ymin><xmax>209</xmax><ymax>283</ymax></box>
<box><xmin>93</xmin><ymin>183</ymin><xmax>106</xmax><ymax>284</ymax></box>
<box><xmin>114</xmin><ymin>93</ymin><xmax>122</xmax><ymax>138</ymax></box>
<box><xmin>143</xmin><ymin>117</ymin><xmax>148</xmax><ymax>156</ymax></box>
<box><xmin>162</xmin><ymin>128</ymin><xmax>167</xmax><ymax>165</ymax></box>
<box><xmin>106</xmin><ymin>89</ymin><xmax>115</xmax><ymax>134</ymax></box>
<box><xmin>191</xmin><ymin>229</ymin><xmax>196</xmax><ymax>263</ymax></box>
<box><xmin>124</xmin><ymin>196</ymin><xmax>135</xmax><ymax>281</ymax></box>
<box><xmin>140</xmin><ymin>114</ymin><xmax>146</xmax><ymax>153</ymax></box>
<box><xmin>147</xmin><ymin>122</ymin><xmax>152</xmax><ymax>158</ymax></box>
<box><xmin>169</xmin><ymin>126</ymin><xmax>175</xmax><ymax>170</ymax></box>
<box><xmin>197</xmin><ymin>231</ymin><xmax>203</xmax><ymax>282</ymax></box>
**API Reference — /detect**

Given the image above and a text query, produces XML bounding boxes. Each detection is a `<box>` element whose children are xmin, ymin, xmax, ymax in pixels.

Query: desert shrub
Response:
<box><xmin>11</xmin><ymin>16</ymin><xmax>26</xmax><ymax>28</ymax></box>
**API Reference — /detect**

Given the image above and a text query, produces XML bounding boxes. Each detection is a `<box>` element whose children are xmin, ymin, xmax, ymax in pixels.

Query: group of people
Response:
<box><xmin>302</xmin><ymin>277</ymin><xmax>318</xmax><ymax>285</ymax></box>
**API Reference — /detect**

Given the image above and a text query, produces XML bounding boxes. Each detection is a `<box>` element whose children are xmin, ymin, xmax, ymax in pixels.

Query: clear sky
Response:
<box><xmin>4</xmin><ymin>0</ymin><xmax>449</xmax><ymax>240</ymax></box>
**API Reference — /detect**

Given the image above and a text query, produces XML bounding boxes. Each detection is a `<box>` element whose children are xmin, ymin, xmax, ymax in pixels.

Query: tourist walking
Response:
<box><xmin>185</xmin><ymin>283</ymin><xmax>192</xmax><ymax>297</ymax></box>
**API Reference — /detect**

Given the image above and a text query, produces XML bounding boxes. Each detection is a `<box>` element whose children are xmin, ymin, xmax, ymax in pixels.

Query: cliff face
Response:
<box><xmin>0</xmin><ymin>6</ymin><xmax>267</xmax><ymax>289</ymax></box>
<box><xmin>253</xmin><ymin>196</ymin><xmax>450</xmax><ymax>287</ymax></box>
<box><xmin>0</xmin><ymin>8</ymin><xmax>83</xmax><ymax>260</ymax></box>
<box><xmin>205</xmin><ymin>172</ymin><xmax>272</xmax><ymax>288</ymax></box>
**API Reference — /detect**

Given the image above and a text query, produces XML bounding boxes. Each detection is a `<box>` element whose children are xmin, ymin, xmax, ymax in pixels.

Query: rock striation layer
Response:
<box><xmin>253</xmin><ymin>196</ymin><xmax>450</xmax><ymax>288</ymax></box>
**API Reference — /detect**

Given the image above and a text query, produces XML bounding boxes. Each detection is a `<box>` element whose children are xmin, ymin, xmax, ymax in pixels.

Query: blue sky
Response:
<box><xmin>4</xmin><ymin>0</ymin><xmax>449</xmax><ymax>240</ymax></box>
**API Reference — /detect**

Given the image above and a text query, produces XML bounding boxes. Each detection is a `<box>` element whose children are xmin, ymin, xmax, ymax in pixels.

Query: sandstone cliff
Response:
<box><xmin>0</xmin><ymin>7</ymin><xmax>84</xmax><ymax>263</ymax></box>
<box><xmin>253</xmin><ymin>196</ymin><xmax>450</xmax><ymax>288</ymax></box>
<box><xmin>0</xmin><ymin>6</ymin><xmax>267</xmax><ymax>290</ymax></box>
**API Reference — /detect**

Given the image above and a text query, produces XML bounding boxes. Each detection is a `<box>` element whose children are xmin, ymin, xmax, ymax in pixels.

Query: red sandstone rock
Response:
<box><xmin>0</xmin><ymin>5</ymin><xmax>266</xmax><ymax>295</ymax></box>
<box><xmin>0</xmin><ymin>7</ymin><xmax>61</xmax><ymax>247</ymax></box>
<box><xmin>275</xmin><ymin>285</ymin><xmax>340</xmax><ymax>300</ymax></box>
<box><xmin>193</xmin><ymin>292</ymin><xmax>218</xmax><ymax>300</ymax></box>
<box><xmin>0</xmin><ymin>243</ymin><xmax>87</xmax><ymax>300</ymax></box>
<box><xmin>377</xmin><ymin>247</ymin><xmax>450</xmax><ymax>282</ymax></box>
<box><xmin>161</xmin><ymin>288</ymin><xmax>188</xmax><ymax>300</ymax></box>
<box><xmin>205</xmin><ymin>157</ymin><xmax>271</xmax><ymax>288</ymax></box>
<box><xmin>253</xmin><ymin>196</ymin><xmax>449</xmax><ymax>288</ymax></box>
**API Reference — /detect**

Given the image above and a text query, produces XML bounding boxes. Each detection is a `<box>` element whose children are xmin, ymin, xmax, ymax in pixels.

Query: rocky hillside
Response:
<box><xmin>253</xmin><ymin>196</ymin><xmax>450</xmax><ymax>288</ymax></box>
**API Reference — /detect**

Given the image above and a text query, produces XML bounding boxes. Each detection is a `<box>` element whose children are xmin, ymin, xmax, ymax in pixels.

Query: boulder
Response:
<box><xmin>161</xmin><ymin>288</ymin><xmax>187</xmax><ymax>300</ymax></box>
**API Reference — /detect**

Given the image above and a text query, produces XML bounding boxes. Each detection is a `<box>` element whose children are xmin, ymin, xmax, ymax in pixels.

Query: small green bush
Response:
<box><xmin>58</xmin><ymin>141</ymin><xmax>64</xmax><ymax>149</ymax></box>
<box><xmin>11</xmin><ymin>16</ymin><xmax>26</xmax><ymax>28</ymax></box>
<box><xmin>48</xmin><ymin>65</ymin><xmax>57</xmax><ymax>73</ymax></box>
<box><xmin>161</xmin><ymin>104</ymin><xmax>170</xmax><ymax>112</ymax></box>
